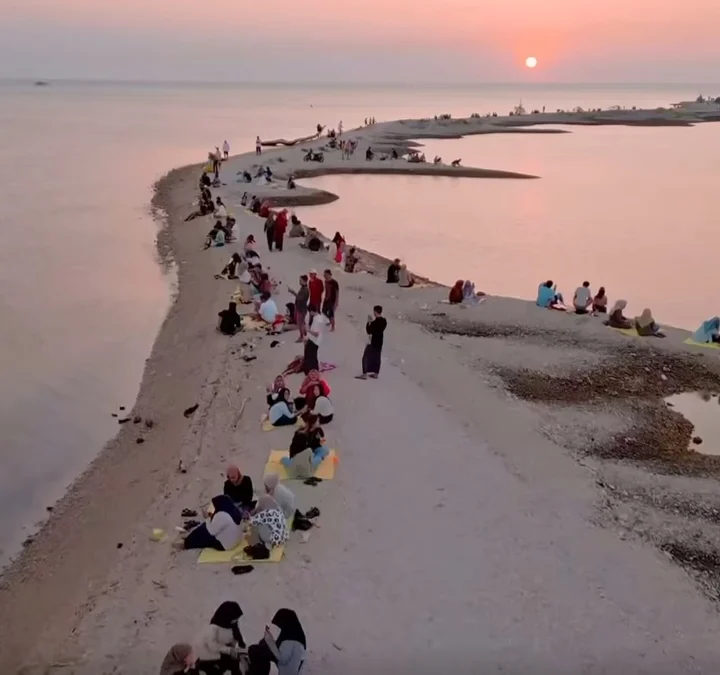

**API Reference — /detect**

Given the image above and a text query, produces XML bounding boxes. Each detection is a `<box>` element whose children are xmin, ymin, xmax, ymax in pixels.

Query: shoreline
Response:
<box><xmin>3</xmin><ymin>106</ymin><xmax>720</xmax><ymax>672</ymax></box>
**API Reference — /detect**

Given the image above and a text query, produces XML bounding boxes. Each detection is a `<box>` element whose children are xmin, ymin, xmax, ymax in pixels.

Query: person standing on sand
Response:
<box><xmin>256</xmin><ymin>136</ymin><xmax>262</xmax><ymax>156</ymax></box>
<box><xmin>222</xmin><ymin>140</ymin><xmax>230</xmax><ymax>159</ymax></box>
<box><xmin>303</xmin><ymin>305</ymin><xmax>326</xmax><ymax>374</ymax></box>
<box><xmin>264</xmin><ymin>212</ymin><xmax>276</xmax><ymax>252</ymax></box>
<box><xmin>358</xmin><ymin>305</ymin><xmax>387</xmax><ymax>379</ymax></box>
<box><xmin>322</xmin><ymin>269</ymin><xmax>340</xmax><ymax>332</ymax></box>
<box><xmin>338</xmin><ymin>120</ymin><xmax>343</xmax><ymax>135</ymax></box>
<box><xmin>289</xmin><ymin>275</ymin><xmax>310</xmax><ymax>343</ymax></box>
<box><xmin>308</xmin><ymin>269</ymin><xmax>323</xmax><ymax>310</ymax></box>
<box><xmin>274</xmin><ymin>209</ymin><xmax>288</xmax><ymax>252</ymax></box>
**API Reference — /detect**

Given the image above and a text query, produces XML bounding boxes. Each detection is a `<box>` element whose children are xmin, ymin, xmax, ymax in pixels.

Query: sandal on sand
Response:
<box><xmin>231</xmin><ymin>565</ymin><xmax>254</xmax><ymax>575</ymax></box>
<box><xmin>181</xmin><ymin>508</ymin><xmax>198</xmax><ymax>518</ymax></box>
<box><xmin>304</xmin><ymin>477</ymin><xmax>323</xmax><ymax>487</ymax></box>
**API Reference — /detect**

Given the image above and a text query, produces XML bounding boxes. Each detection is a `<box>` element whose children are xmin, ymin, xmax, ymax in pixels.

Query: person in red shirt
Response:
<box><xmin>308</xmin><ymin>269</ymin><xmax>324</xmax><ymax>310</ymax></box>
<box><xmin>274</xmin><ymin>209</ymin><xmax>288</xmax><ymax>251</ymax></box>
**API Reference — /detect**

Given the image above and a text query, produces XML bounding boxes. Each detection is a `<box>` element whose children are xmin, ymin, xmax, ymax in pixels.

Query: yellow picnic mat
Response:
<box><xmin>264</xmin><ymin>449</ymin><xmax>337</xmax><ymax>481</ymax></box>
<box><xmin>684</xmin><ymin>337</ymin><xmax>720</xmax><ymax>350</ymax></box>
<box><xmin>613</xmin><ymin>327</ymin><xmax>639</xmax><ymax>337</ymax></box>
<box><xmin>262</xmin><ymin>417</ymin><xmax>303</xmax><ymax>432</ymax></box>
<box><xmin>242</xmin><ymin>317</ymin><xmax>267</xmax><ymax>331</ymax></box>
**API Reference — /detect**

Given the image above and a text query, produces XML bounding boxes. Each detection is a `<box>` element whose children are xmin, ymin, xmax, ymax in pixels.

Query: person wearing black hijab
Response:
<box><xmin>218</xmin><ymin>302</ymin><xmax>242</xmax><ymax>335</ymax></box>
<box><xmin>194</xmin><ymin>601</ymin><xmax>245</xmax><ymax>675</ymax></box>
<box><xmin>248</xmin><ymin>609</ymin><xmax>307</xmax><ymax>675</ymax></box>
<box><xmin>181</xmin><ymin>495</ymin><xmax>242</xmax><ymax>552</ymax></box>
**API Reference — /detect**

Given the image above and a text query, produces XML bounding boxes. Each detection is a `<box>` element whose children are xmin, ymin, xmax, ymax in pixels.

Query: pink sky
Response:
<box><xmin>2</xmin><ymin>0</ymin><xmax>720</xmax><ymax>81</ymax></box>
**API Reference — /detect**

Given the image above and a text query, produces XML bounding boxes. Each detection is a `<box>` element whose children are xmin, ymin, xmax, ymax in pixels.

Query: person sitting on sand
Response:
<box><xmin>247</xmin><ymin>495</ymin><xmax>289</xmax><ymax>551</ymax></box>
<box><xmin>433</xmin><ymin>156</ymin><xmax>442</xmax><ymax>165</ymax></box>
<box><xmin>285</xmin><ymin>302</ymin><xmax>296</xmax><ymax>328</ymax></box>
<box><xmin>289</xmin><ymin>214</ymin><xmax>304</xmax><ymax>238</ymax></box>
<box><xmin>606</xmin><ymin>299</ymin><xmax>632</xmax><ymax>329</ymax></box>
<box><xmin>264</xmin><ymin>166</ymin><xmax>273</xmax><ymax>182</ymax></box>
<box><xmin>398</xmin><ymin>263</ymin><xmax>415</xmax><ymax>288</ymax></box>
<box><xmin>593</xmin><ymin>287</ymin><xmax>608</xmax><ymax>314</ymax></box>
<box><xmin>220</xmin><ymin>253</ymin><xmax>244</xmax><ymax>280</ymax></box>
<box><xmin>243</xmin><ymin>171</ymin><xmax>252</xmax><ymax>183</ymax></box>
<box><xmin>204</xmin><ymin>224</ymin><xmax>226</xmax><ymax>249</ymax></box>
<box><xmin>214</xmin><ymin>197</ymin><xmax>228</xmax><ymax>221</ymax></box>
<box><xmin>635</xmin><ymin>308</ymin><xmax>664</xmax><ymax>337</ymax></box>
<box><xmin>536</xmin><ymin>280</ymin><xmax>565</xmax><ymax>310</ymax></box>
<box><xmin>193</xmin><ymin>601</ymin><xmax>246</xmax><ymax>675</ymax></box>
<box><xmin>268</xmin><ymin>388</ymin><xmax>297</xmax><ymax>427</ymax></box>
<box><xmin>254</xmin><ymin>609</ymin><xmax>307</xmax><ymax>675</ymax></box>
<box><xmin>344</xmin><ymin>246</ymin><xmax>359</xmax><ymax>273</ymax></box>
<box><xmin>294</xmin><ymin>369</ymin><xmax>331</xmax><ymax>410</ymax></box>
<box><xmin>200</xmin><ymin>172</ymin><xmax>211</xmax><ymax>188</ymax></box>
<box><xmin>287</xmin><ymin>174</ymin><xmax>296</xmax><ymax>190</ymax></box>
<box><xmin>178</xmin><ymin>496</ymin><xmax>243</xmax><ymax>551</ymax></box>
<box><xmin>258</xmin><ymin>292</ymin><xmax>284</xmax><ymax>329</ymax></box>
<box><xmin>694</xmin><ymin>317</ymin><xmax>720</xmax><ymax>343</ymax></box>
<box><xmin>218</xmin><ymin>302</ymin><xmax>242</xmax><ymax>335</ymax></box>
<box><xmin>263</xmin><ymin>473</ymin><xmax>295</xmax><ymax>520</ymax></box>
<box><xmin>573</xmin><ymin>281</ymin><xmax>593</xmax><ymax>315</ymax></box>
<box><xmin>281</xmin><ymin>414</ymin><xmax>329</xmax><ymax>477</ymax></box>
<box><xmin>160</xmin><ymin>643</ymin><xmax>196</xmax><ymax>675</ymax></box>
<box><xmin>243</xmin><ymin>234</ymin><xmax>259</xmax><ymax>260</ymax></box>
<box><xmin>366</xmin><ymin>146</ymin><xmax>374</xmax><ymax>161</ymax></box>
<box><xmin>250</xmin><ymin>195</ymin><xmax>261</xmax><ymax>213</ymax></box>
<box><xmin>451</xmin><ymin>159</ymin><xmax>462</xmax><ymax>167</ymax></box>
<box><xmin>462</xmin><ymin>280</ymin><xmax>476</xmax><ymax>303</ymax></box>
<box><xmin>306</xmin><ymin>384</ymin><xmax>334</xmax><ymax>423</ymax></box>
<box><xmin>240</xmin><ymin>192</ymin><xmax>249</xmax><ymax>207</ymax></box>
<box><xmin>391</xmin><ymin>148</ymin><xmax>399</xmax><ymax>159</ymax></box>
<box><xmin>386</xmin><ymin>258</ymin><xmax>401</xmax><ymax>284</ymax></box>
<box><xmin>224</xmin><ymin>465</ymin><xmax>255</xmax><ymax>511</ymax></box>
<box><xmin>449</xmin><ymin>280</ymin><xmax>464</xmax><ymax>304</ymax></box>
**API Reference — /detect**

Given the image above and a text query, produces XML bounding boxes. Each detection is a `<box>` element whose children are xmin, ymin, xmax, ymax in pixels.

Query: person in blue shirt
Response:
<box><xmin>536</xmin><ymin>280</ymin><xmax>565</xmax><ymax>310</ymax></box>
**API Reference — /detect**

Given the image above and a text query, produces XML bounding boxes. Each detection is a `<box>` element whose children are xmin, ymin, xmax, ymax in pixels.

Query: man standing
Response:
<box><xmin>264</xmin><ymin>212</ymin><xmax>275</xmax><ymax>252</ymax></box>
<box><xmin>256</xmin><ymin>136</ymin><xmax>262</xmax><ymax>156</ymax></box>
<box><xmin>304</xmin><ymin>305</ymin><xmax>326</xmax><ymax>374</ymax></box>
<box><xmin>322</xmin><ymin>269</ymin><xmax>340</xmax><ymax>332</ymax></box>
<box><xmin>289</xmin><ymin>275</ymin><xmax>310</xmax><ymax>343</ymax></box>
<box><xmin>222</xmin><ymin>140</ymin><xmax>230</xmax><ymax>159</ymax></box>
<box><xmin>358</xmin><ymin>305</ymin><xmax>387</xmax><ymax>379</ymax></box>
<box><xmin>308</xmin><ymin>270</ymin><xmax>323</xmax><ymax>311</ymax></box>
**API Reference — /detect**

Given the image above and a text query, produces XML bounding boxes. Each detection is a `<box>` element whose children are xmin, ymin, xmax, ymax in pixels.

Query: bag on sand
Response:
<box><xmin>244</xmin><ymin>543</ymin><xmax>270</xmax><ymax>560</ymax></box>
<box><xmin>292</xmin><ymin>509</ymin><xmax>314</xmax><ymax>531</ymax></box>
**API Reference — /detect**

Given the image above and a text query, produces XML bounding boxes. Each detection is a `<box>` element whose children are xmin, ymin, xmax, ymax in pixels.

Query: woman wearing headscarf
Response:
<box><xmin>159</xmin><ymin>643</ymin><xmax>196</xmax><ymax>675</ymax></box>
<box><xmin>259</xmin><ymin>200</ymin><xmax>271</xmax><ymax>219</ymax></box>
<box><xmin>694</xmin><ymin>317</ymin><xmax>720</xmax><ymax>343</ymax></box>
<box><xmin>218</xmin><ymin>302</ymin><xmax>242</xmax><ymax>336</ymax></box>
<box><xmin>635</xmin><ymin>308</ymin><xmax>664</xmax><ymax>337</ymax></box>
<box><xmin>224</xmin><ymin>465</ymin><xmax>255</xmax><ymax>510</ymax></box>
<box><xmin>274</xmin><ymin>209</ymin><xmax>289</xmax><ymax>252</ymax></box>
<box><xmin>194</xmin><ymin>601</ymin><xmax>246</xmax><ymax>675</ymax></box>
<box><xmin>268</xmin><ymin>388</ymin><xmax>298</xmax><ymax>427</ymax></box>
<box><xmin>180</xmin><ymin>495</ymin><xmax>243</xmax><ymax>551</ymax></box>
<box><xmin>281</xmin><ymin>414</ymin><xmax>328</xmax><ymax>478</ymax></box>
<box><xmin>344</xmin><ymin>246</ymin><xmax>359</xmax><ymax>273</ymax></box>
<box><xmin>607</xmin><ymin>299</ymin><xmax>632</xmax><ymax>329</ymax></box>
<box><xmin>248</xmin><ymin>495</ymin><xmax>290</xmax><ymax>549</ymax></box>
<box><xmin>449</xmin><ymin>280</ymin><xmax>464</xmax><ymax>304</ymax></box>
<box><xmin>244</xmin><ymin>234</ymin><xmax>260</xmax><ymax>260</ymax></box>
<box><xmin>397</xmin><ymin>263</ymin><xmax>415</xmax><ymax>288</ymax></box>
<box><xmin>263</xmin><ymin>473</ymin><xmax>296</xmax><ymax>520</ymax></box>
<box><xmin>294</xmin><ymin>370</ymin><xmax>330</xmax><ymax>410</ymax></box>
<box><xmin>261</xmin><ymin>609</ymin><xmax>307</xmax><ymax>675</ymax></box>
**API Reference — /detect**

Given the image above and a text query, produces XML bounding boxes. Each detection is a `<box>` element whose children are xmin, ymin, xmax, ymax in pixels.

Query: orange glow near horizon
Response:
<box><xmin>3</xmin><ymin>0</ymin><xmax>720</xmax><ymax>81</ymax></box>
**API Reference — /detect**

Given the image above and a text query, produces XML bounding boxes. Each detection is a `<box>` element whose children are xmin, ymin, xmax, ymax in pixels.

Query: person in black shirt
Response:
<box><xmin>224</xmin><ymin>465</ymin><xmax>255</xmax><ymax>511</ymax></box>
<box><xmin>386</xmin><ymin>258</ymin><xmax>401</xmax><ymax>283</ymax></box>
<box><xmin>358</xmin><ymin>305</ymin><xmax>387</xmax><ymax>379</ymax></box>
<box><xmin>322</xmin><ymin>269</ymin><xmax>340</xmax><ymax>332</ymax></box>
<box><xmin>218</xmin><ymin>302</ymin><xmax>242</xmax><ymax>335</ymax></box>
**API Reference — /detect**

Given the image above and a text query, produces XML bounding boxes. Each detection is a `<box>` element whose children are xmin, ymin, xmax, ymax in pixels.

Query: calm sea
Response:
<box><xmin>0</xmin><ymin>81</ymin><xmax>716</xmax><ymax>565</ymax></box>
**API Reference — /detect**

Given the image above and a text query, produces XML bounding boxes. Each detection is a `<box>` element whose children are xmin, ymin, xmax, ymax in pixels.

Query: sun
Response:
<box><xmin>525</xmin><ymin>56</ymin><xmax>538</xmax><ymax>69</ymax></box>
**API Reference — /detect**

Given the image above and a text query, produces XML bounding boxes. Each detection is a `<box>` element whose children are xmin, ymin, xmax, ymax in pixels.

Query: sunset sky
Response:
<box><xmin>1</xmin><ymin>0</ymin><xmax>719</xmax><ymax>82</ymax></box>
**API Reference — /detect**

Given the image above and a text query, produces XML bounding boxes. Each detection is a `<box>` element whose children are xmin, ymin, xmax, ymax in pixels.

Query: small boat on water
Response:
<box><xmin>34</xmin><ymin>81</ymin><xmax>50</xmax><ymax>87</ymax></box>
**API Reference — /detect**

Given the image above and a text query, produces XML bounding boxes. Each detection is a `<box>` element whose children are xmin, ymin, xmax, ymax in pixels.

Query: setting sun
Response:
<box><xmin>525</xmin><ymin>56</ymin><xmax>538</xmax><ymax>69</ymax></box>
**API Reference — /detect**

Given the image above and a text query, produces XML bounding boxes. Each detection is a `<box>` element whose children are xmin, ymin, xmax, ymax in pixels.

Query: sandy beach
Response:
<box><xmin>4</xmin><ymin>107</ymin><xmax>720</xmax><ymax>674</ymax></box>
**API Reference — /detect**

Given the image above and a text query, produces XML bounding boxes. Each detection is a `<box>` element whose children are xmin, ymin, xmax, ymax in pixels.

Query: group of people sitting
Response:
<box><xmin>535</xmin><ymin>280</ymin><xmax>666</xmax><ymax>337</ymax></box>
<box><xmin>386</xmin><ymin>258</ymin><xmax>415</xmax><ymax>287</ymax></box>
<box><xmin>161</xmin><ymin>603</ymin><xmax>306</xmax><ymax>675</ymax></box>
<box><xmin>174</xmin><ymin>465</ymin><xmax>296</xmax><ymax>560</ymax></box>
<box><xmin>449</xmin><ymin>279</ymin><xmax>484</xmax><ymax>305</ymax></box>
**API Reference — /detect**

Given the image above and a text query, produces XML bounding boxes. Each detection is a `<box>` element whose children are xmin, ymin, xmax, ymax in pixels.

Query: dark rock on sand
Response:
<box><xmin>183</xmin><ymin>404</ymin><xmax>199</xmax><ymax>418</ymax></box>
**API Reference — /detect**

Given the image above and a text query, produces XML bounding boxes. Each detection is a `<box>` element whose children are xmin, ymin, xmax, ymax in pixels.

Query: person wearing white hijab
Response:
<box><xmin>607</xmin><ymin>299</ymin><xmax>632</xmax><ymax>329</ymax></box>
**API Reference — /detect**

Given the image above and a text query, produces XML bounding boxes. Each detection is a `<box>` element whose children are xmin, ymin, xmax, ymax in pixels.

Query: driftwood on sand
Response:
<box><xmin>261</xmin><ymin>128</ymin><xmax>325</xmax><ymax>147</ymax></box>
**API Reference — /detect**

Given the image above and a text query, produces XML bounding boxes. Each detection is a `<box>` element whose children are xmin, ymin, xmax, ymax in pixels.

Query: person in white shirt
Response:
<box><xmin>573</xmin><ymin>281</ymin><xmax>592</xmax><ymax>315</ymax></box>
<box><xmin>258</xmin><ymin>292</ymin><xmax>282</xmax><ymax>327</ymax></box>
<box><xmin>303</xmin><ymin>305</ymin><xmax>326</xmax><ymax>373</ymax></box>
<box><xmin>222</xmin><ymin>140</ymin><xmax>230</xmax><ymax>159</ymax></box>
<box><xmin>214</xmin><ymin>197</ymin><xmax>228</xmax><ymax>221</ymax></box>
<box><xmin>310</xmin><ymin>386</ymin><xmax>334</xmax><ymax>423</ymax></box>
<box><xmin>179</xmin><ymin>495</ymin><xmax>243</xmax><ymax>551</ymax></box>
<box><xmin>256</xmin><ymin>136</ymin><xmax>262</xmax><ymax>156</ymax></box>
